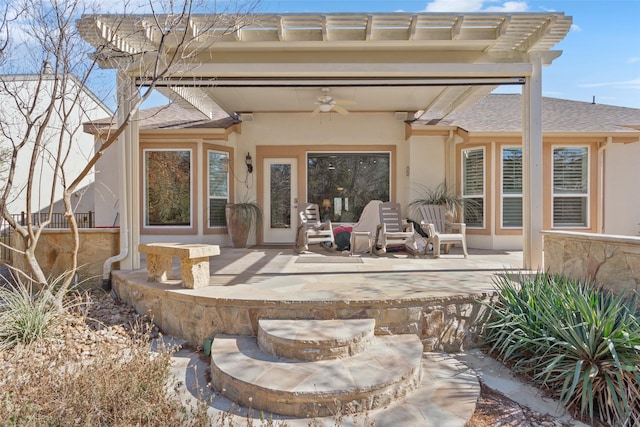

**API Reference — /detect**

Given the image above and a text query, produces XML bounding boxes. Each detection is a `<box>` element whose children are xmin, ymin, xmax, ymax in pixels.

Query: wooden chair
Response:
<box><xmin>374</xmin><ymin>202</ymin><xmax>415</xmax><ymax>255</ymax></box>
<box><xmin>418</xmin><ymin>204</ymin><xmax>468</xmax><ymax>258</ymax></box>
<box><xmin>294</xmin><ymin>203</ymin><xmax>334</xmax><ymax>253</ymax></box>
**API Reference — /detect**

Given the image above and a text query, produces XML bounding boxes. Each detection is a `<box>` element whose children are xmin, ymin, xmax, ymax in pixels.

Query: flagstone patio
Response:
<box><xmin>111</xmin><ymin>246</ymin><xmax>525</xmax><ymax>350</ymax></box>
<box><xmin>111</xmin><ymin>246</ymin><xmax>542</xmax><ymax>426</ymax></box>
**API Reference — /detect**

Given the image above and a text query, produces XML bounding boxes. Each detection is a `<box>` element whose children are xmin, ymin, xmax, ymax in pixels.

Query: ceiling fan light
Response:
<box><xmin>319</xmin><ymin>104</ymin><xmax>332</xmax><ymax>112</ymax></box>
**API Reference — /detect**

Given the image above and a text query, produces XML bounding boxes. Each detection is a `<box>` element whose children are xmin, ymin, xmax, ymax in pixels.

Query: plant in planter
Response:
<box><xmin>409</xmin><ymin>182</ymin><xmax>463</xmax><ymax>221</ymax></box>
<box><xmin>225</xmin><ymin>201</ymin><xmax>262</xmax><ymax>248</ymax></box>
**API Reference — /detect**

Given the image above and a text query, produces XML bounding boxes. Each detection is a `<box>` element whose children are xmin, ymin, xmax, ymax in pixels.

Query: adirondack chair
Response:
<box><xmin>374</xmin><ymin>202</ymin><xmax>416</xmax><ymax>255</ymax></box>
<box><xmin>294</xmin><ymin>203</ymin><xmax>335</xmax><ymax>253</ymax></box>
<box><xmin>418</xmin><ymin>204</ymin><xmax>468</xmax><ymax>258</ymax></box>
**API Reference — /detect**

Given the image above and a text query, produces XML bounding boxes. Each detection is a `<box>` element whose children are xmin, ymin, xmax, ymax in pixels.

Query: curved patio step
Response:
<box><xmin>257</xmin><ymin>318</ymin><xmax>375</xmax><ymax>361</ymax></box>
<box><xmin>210</xmin><ymin>333</ymin><xmax>423</xmax><ymax>418</ymax></box>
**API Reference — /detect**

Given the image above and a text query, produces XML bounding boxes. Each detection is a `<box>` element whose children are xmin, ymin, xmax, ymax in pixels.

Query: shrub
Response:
<box><xmin>0</xmin><ymin>333</ymin><xmax>212</xmax><ymax>425</ymax></box>
<box><xmin>0</xmin><ymin>285</ymin><xmax>211</xmax><ymax>426</ymax></box>
<box><xmin>0</xmin><ymin>280</ymin><xmax>65</xmax><ymax>351</ymax></box>
<box><xmin>480</xmin><ymin>273</ymin><xmax>640</xmax><ymax>426</ymax></box>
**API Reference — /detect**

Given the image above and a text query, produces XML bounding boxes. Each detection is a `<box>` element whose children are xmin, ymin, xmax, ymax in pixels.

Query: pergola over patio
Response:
<box><xmin>77</xmin><ymin>11</ymin><xmax>573</xmax><ymax>270</ymax></box>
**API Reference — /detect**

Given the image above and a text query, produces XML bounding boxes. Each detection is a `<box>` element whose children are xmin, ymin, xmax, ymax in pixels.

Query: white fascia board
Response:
<box><xmin>167</xmin><ymin>62</ymin><xmax>533</xmax><ymax>78</ymax></box>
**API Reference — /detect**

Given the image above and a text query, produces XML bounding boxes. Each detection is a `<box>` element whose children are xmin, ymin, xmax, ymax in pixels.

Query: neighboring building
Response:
<box><xmin>0</xmin><ymin>69</ymin><xmax>112</xmax><ymax>218</ymax></box>
<box><xmin>80</xmin><ymin>11</ymin><xmax>587</xmax><ymax>270</ymax></box>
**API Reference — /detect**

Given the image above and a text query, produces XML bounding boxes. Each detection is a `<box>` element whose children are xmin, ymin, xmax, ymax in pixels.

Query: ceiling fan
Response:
<box><xmin>311</xmin><ymin>88</ymin><xmax>355</xmax><ymax>116</ymax></box>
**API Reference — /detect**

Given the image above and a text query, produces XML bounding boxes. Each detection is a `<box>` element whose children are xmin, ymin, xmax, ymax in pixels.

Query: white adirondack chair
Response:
<box><xmin>418</xmin><ymin>204</ymin><xmax>468</xmax><ymax>258</ymax></box>
<box><xmin>374</xmin><ymin>202</ymin><xmax>415</xmax><ymax>255</ymax></box>
<box><xmin>294</xmin><ymin>203</ymin><xmax>335</xmax><ymax>252</ymax></box>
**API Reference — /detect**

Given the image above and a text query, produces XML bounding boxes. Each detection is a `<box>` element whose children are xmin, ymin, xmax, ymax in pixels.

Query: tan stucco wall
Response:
<box><xmin>407</xmin><ymin>135</ymin><xmax>446</xmax><ymax>220</ymax></box>
<box><xmin>603</xmin><ymin>142</ymin><xmax>640</xmax><ymax>236</ymax></box>
<box><xmin>239</xmin><ymin>111</ymin><xmax>408</xmax><ymax>200</ymax></box>
<box><xmin>13</xmin><ymin>228</ymin><xmax>119</xmax><ymax>288</ymax></box>
<box><xmin>543</xmin><ymin>230</ymin><xmax>640</xmax><ymax>294</ymax></box>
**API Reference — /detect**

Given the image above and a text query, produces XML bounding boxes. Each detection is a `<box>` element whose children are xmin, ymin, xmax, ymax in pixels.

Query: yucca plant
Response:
<box><xmin>0</xmin><ymin>285</ymin><xmax>58</xmax><ymax>351</ymax></box>
<box><xmin>0</xmin><ymin>272</ymin><xmax>72</xmax><ymax>351</ymax></box>
<box><xmin>480</xmin><ymin>273</ymin><xmax>640</xmax><ymax>426</ymax></box>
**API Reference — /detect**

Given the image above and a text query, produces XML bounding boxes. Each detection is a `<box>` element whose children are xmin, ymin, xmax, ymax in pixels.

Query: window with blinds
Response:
<box><xmin>552</xmin><ymin>146</ymin><xmax>588</xmax><ymax>227</ymax></box>
<box><xmin>502</xmin><ymin>147</ymin><xmax>523</xmax><ymax>228</ymax></box>
<box><xmin>208</xmin><ymin>150</ymin><xmax>229</xmax><ymax>227</ymax></box>
<box><xmin>462</xmin><ymin>147</ymin><xmax>484</xmax><ymax>228</ymax></box>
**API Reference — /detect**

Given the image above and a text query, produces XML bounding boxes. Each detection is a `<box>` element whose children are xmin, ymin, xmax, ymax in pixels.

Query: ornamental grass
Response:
<box><xmin>480</xmin><ymin>273</ymin><xmax>640</xmax><ymax>426</ymax></box>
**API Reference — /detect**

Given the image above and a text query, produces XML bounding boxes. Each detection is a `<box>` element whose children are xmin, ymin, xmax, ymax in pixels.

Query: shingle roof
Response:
<box><xmin>419</xmin><ymin>94</ymin><xmax>640</xmax><ymax>133</ymax></box>
<box><xmin>136</xmin><ymin>104</ymin><xmax>235</xmax><ymax>129</ymax></box>
<box><xmin>87</xmin><ymin>103</ymin><xmax>235</xmax><ymax>132</ymax></box>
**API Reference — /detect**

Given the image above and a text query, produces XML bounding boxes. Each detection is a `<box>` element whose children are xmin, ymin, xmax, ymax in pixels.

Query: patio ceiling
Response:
<box><xmin>77</xmin><ymin>12</ymin><xmax>572</xmax><ymax>119</ymax></box>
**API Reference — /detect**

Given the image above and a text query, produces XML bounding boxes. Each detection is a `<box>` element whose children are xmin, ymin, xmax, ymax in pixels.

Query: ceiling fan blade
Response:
<box><xmin>311</xmin><ymin>106</ymin><xmax>321</xmax><ymax>116</ymax></box>
<box><xmin>332</xmin><ymin>104</ymin><xmax>349</xmax><ymax>115</ymax></box>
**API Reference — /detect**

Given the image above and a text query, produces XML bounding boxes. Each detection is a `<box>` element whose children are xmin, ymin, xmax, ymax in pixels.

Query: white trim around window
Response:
<box><xmin>141</xmin><ymin>146</ymin><xmax>196</xmax><ymax>234</ymax></box>
<box><xmin>551</xmin><ymin>145</ymin><xmax>589</xmax><ymax>228</ymax></box>
<box><xmin>461</xmin><ymin>147</ymin><xmax>485</xmax><ymax>228</ymax></box>
<box><xmin>501</xmin><ymin>146</ymin><xmax>523</xmax><ymax>229</ymax></box>
<box><xmin>206</xmin><ymin>149</ymin><xmax>230</xmax><ymax>230</ymax></box>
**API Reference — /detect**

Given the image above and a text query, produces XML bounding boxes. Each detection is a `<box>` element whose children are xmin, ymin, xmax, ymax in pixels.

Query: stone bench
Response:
<box><xmin>138</xmin><ymin>243</ymin><xmax>220</xmax><ymax>289</ymax></box>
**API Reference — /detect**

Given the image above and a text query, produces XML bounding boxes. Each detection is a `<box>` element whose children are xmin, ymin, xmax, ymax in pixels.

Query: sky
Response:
<box><xmin>246</xmin><ymin>0</ymin><xmax>640</xmax><ymax>109</ymax></box>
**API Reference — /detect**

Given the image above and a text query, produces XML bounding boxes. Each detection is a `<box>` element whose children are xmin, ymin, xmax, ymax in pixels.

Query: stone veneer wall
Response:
<box><xmin>112</xmin><ymin>274</ymin><xmax>492</xmax><ymax>352</ymax></box>
<box><xmin>13</xmin><ymin>228</ymin><xmax>119</xmax><ymax>288</ymax></box>
<box><xmin>542</xmin><ymin>230</ymin><xmax>640</xmax><ymax>294</ymax></box>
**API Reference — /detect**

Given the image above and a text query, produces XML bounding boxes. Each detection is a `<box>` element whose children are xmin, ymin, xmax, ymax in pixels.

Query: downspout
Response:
<box><xmin>101</xmin><ymin>129</ymin><xmax>129</xmax><ymax>291</ymax></box>
<box><xmin>445</xmin><ymin>130</ymin><xmax>456</xmax><ymax>191</ymax></box>
<box><xmin>597</xmin><ymin>136</ymin><xmax>612</xmax><ymax>234</ymax></box>
<box><xmin>101</xmin><ymin>71</ymin><xmax>134</xmax><ymax>291</ymax></box>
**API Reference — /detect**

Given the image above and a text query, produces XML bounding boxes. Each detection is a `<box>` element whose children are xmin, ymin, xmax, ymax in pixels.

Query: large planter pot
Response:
<box><xmin>225</xmin><ymin>203</ymin><xmax>261</xmax><ymax>248</ymax></box>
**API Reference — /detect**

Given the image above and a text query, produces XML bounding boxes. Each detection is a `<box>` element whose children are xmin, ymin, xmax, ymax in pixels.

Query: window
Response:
<box><xmin>307</xmin><ymin>152</ymin><xmax>390</xmax><ymax>222</ymax></box>
<box><xmin>553</xmin><ymin>146</ymin><xmax>588</xmax><ymax>227</ymax></box>
<box><xmin>462</xmin><ymin>148</ymin><xmax>484</xmax><ymax>227</ymax></box>
<box><xmin>143</xmin><ymin>148</ymin><xmax>192</xmax><ymax>227</ymax></box>
<box><xmin>269</xmin><ymin>163</ymin><xmax>292</xmax><ymax>229</ymax></box>
<box><xmin>501</xmin><ymin>147</ymin><xmax>523</xmax><ymax>228</ymax></box>
<box><xmin>207</xmin><ymin>150</ymin><xmax>229</xmax><ymax>227</ymax></box>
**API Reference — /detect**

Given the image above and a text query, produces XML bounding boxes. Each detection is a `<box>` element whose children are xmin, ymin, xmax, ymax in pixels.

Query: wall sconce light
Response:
<box><xmin>245</xmin><ymin>152</ymin><xmax>253</xmax><ymax>173</ymax></box>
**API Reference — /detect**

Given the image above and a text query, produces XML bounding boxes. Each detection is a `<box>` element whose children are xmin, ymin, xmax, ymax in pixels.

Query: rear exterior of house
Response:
<box><xmin>81</xmin><ymin>11</ymin><xmax>640</xmax><ymax>270</ymax></box>
<box><xmin>417</xmin><ymin>95</ymin><xmax>640</xmax><ymax>249</ymax></box>
<box><xmin>89</xmin><ymin>94</ymin><xmax>640</xmax><ymax>252</ymax></box>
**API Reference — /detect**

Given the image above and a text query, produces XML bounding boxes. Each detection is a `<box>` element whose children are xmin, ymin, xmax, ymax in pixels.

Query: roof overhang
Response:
<box><xmin>77</xmin><ymin>12</ymin><xmax>572</xmax><ymax>119</ymax></box>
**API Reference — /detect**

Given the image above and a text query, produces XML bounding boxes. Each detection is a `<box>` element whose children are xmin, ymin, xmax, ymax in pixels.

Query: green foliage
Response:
<box><xmin>409</xmin><ymin>182</ymin><xmax>463</xmax><ymax>209</ymax></box>
<box><xmin>480</xmin><ymin>273</ymin><xmax>640</xmax><ymax>426</ymax></box>
<box><xmin>0</xmin><ymin>280</ymin><xmax>65</xmax><ymax>351</ymax></box>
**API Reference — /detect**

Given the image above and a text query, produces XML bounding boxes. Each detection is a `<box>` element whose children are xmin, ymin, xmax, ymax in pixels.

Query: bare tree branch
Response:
<box><xmin>0</xmin><ymin>0</ymin><xmax>260</xmax><ymax>295</ymax></box>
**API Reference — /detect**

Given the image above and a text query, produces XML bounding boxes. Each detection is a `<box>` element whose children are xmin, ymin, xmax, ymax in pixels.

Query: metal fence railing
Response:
<box><xmin>0</xmin><ymin>212</ymin><xmax>94</xmax><ymax>262</ymax></box>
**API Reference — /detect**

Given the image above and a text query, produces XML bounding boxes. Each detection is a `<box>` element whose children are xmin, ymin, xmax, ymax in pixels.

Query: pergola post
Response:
<box><xmin>116</xmin><ymin>70</ymin><xmax>141</xmax><ymax>270</ymax></box>
<box><xmin>522</xmin><ymin>53</ymin><xmax>544</xmax><ymax>270</ymax></box>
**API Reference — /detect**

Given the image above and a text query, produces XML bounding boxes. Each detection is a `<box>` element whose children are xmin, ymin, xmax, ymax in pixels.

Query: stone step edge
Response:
<box><xmin>257</xmin><ymin>318</ymin><xmax>376</xmax><ymax>361</ymax></box>
<box><xmin>210</xmin><ymin>334</ymin><xmax>423</xmax><ymax>418</ymax></box>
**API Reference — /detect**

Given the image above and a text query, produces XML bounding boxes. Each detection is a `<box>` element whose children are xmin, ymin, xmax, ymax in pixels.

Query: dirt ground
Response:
<box><xmin>469</xmin><ymin>382</ymin><xmax>576</xmax><ymax>427</ymax></box>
